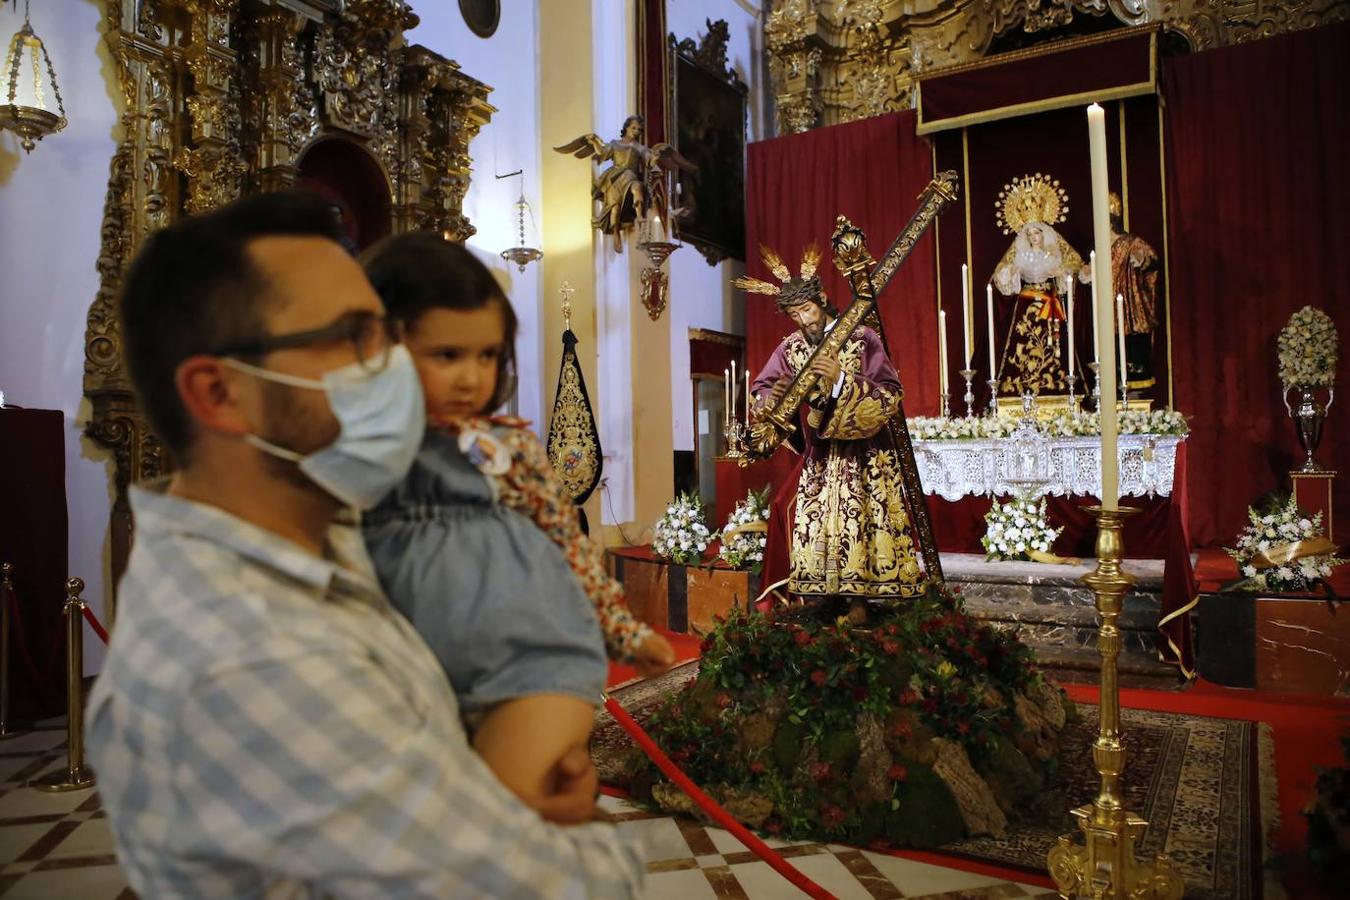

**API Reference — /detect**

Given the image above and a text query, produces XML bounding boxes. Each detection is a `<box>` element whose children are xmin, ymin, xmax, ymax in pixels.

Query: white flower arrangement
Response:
<box><xmin>907</xmin><ymin>408</ymin><xmax>1188</xmax><ymax>441</ymax></box>
<box><xmin>982</xmin><ymin>496</ymin><xmax>1061</xmax><ymax>562</ymax></box>
<box><xmin>1277</xmin><ymin>306</ymin><xmax>1339</xmax><ymax>388</ymax></box>
<box><xmin>718</xmin><ymin>488</ymin><xmax>770</xmax><ymax>572</ymax></box>
<box><xmin>651</xmin><ymin>492</ymin><xmax>712</xmax><ymax>566</ymax></box>
<box><xmin>1224</xmin><ymin>495</ymin><xmax>1346</xmax><ymax>592</ymax></box>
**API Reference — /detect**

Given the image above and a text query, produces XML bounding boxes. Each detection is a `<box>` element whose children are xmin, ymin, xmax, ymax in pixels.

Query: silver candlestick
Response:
<box><xmin>1066</xmin><ymin>373</ymin><xmax>1081</xmax><ymax>419</ymax></box>
<box><xmin>986</xmin><ymin>378</ymin><xmax>999</xmax><ymax>417</ymax></box>
<box><xmin>723</xmin><ymin>420</ymin><xmax>745</xmax><ymax>459</ymax></box>
<box><xmin>959</xmin><ymin>368</ymin><xmax>976</xmax><ymax>418</ymax></box>
<box><xmin>940</xmin><ymin>391</ymin><xmax>952</xmax><ymax>419</ymax></box>
<box><xmin>1087</xmin><ymin>362</ymin><xmax>1102</xmax><ymax>411</ymax></box>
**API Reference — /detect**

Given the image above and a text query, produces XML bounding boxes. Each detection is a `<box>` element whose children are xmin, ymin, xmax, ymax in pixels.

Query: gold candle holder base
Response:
<box><xmin>1046</xmin><ymin>506</ymin><xmax>1183</xmax><ymax>899</ymax></box>
<box><xmin>32</xmin><ymin>764</ymin><xmax>95</xmax><ymax>793</ymax></box>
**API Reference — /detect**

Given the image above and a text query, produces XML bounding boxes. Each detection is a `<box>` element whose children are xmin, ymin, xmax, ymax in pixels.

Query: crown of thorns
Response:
<box><xmin>733</xmin><ymin>243</ymin><xmax>824</xmax><ymax>310</ymax></box>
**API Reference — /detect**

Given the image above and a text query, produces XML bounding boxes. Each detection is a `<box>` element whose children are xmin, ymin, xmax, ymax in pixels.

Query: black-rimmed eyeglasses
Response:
<box><xmin>211</xmin><ymin>312</ymin><xmax>405</xmax><ymax>374</ymax></box>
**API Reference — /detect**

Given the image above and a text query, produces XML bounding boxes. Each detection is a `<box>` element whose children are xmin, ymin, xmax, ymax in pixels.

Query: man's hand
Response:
<box><xmin>751</xmin><ymin>377</ymin><xmax>791</xmax><ymax>422</ymax></box>
<box><xmin>534</xmin><ymin>745</ymin><xmax>599</xmax><ymax>825</ymax></box>
<box><xmin>808</xmin><ymin>351</ymin><xmax>842</xmax><ymax>386</ymax></box>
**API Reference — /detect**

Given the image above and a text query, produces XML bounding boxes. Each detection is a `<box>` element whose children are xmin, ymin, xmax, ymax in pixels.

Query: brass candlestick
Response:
<box><xmin>1047</xmin><ymin>507</ymin><xmax>1182</xmax><ymax>899</ymax></box>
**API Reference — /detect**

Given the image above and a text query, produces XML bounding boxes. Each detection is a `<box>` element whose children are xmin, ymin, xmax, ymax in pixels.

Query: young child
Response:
<box><xmin>360</xmin><ymin>233</ymin><xmax>675</xmax><ymax>821</ymax></box>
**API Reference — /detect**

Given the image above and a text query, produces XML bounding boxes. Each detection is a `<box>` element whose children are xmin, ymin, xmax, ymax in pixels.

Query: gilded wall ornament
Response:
<box><xmin>765</xmin><ymin>0</ymin><xmax>1349</xmax><ymax>132</ymax></box>
<box><xmin>85</xmin><ymin>0</ymin><xmax>493</xmax><ymax>609</ymax></box>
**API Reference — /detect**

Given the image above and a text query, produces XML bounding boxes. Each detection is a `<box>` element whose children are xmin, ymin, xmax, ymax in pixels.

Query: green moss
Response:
<box><xmin>819</xmin><ymin>730</ymin><xmax>861</xmax><ymax>774</ymax></box>
<box><xmin>773</xmin><ymin>718</ymin><xmax>809</xmax><ymax>776</ymax></box>
<box><xmin>884</xmin><ymin>765</ymin><xmax>965</xmax><ymax>847</ymax></box>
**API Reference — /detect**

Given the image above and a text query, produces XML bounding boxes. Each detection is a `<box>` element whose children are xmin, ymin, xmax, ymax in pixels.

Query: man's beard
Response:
<box><xmin>256</xmin><ymin>379</ymin><xmax>341</xmax><ymax>491</ymax></box>
<box><xmin>801</xmin><ymin>324</ymin><xmax>825</xmax><ymax>346</ymax></box>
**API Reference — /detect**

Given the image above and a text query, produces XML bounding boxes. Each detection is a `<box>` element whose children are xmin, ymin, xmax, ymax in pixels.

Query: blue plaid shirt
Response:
<box><xmin>87</xmin><ymin>483</ymin><xmax>643</xmax><ymax>899</ymax></box>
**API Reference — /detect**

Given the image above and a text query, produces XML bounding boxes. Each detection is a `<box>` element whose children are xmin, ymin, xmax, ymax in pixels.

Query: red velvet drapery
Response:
<box><xmin>743</xmin><ymin>112</ymin><xmax>940</xmax><ymax>413</ymax></box>
<box><xmin>1164</xmin><ymin>23</ymin><xmax>1350</xmax><ymax>548</ymax></box>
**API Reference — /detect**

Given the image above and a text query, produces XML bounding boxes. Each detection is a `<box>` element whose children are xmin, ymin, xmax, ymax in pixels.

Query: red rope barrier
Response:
<box><xmin>602</xmin><ymin>695</ymin><xmax>838</xmax><ymax>900</ymax></box>
<box><xmin>80</xmin><ymin>605</ymin><xmax>109</xmax><ymax>645</ymax></box>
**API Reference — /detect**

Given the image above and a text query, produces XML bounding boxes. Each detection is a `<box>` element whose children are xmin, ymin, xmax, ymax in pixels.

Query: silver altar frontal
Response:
<box><xmin>913</xmin><ymin>434</ymin><xmax>1184</xmax><ymax>501</ymax></box>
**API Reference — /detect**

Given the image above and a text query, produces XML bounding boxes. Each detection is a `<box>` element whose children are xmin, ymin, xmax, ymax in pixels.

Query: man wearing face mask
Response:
<box><xmin>85</xmin><ymin>192</ymin><xmax>644</xmax><ymax>898</ymax></box>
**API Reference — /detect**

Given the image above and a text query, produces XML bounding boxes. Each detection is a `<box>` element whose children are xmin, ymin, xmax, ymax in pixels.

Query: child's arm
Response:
<box><xmin>494</xmin><ymin>425</ymin><xmax>670</xmax><ymax>668</ymax></box>
<box><xmin>471</xmin><ymin>693</ymin><xmax>597</xmax><ymax>824</ymax></box>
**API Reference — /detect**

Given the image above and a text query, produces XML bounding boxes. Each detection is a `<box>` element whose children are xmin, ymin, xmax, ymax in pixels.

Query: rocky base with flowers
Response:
<box><xmin>610</xmin><ymin>585</ymin><xmax>1073</xmax><ymax>849</ymax></box>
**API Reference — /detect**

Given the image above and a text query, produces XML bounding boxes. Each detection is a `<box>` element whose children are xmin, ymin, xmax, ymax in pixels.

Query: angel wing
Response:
<box><xmin>650</xmin><ymin>142</ymin><xmax>699</xmax><ymax>174</ymax></box>
<box><xmin>553</xmin><ymin>133</ymin><xmax>607</xmax><ymax>159</ymax></box>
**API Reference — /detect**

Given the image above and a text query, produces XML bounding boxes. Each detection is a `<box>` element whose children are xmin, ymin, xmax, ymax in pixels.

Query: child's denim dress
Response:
<box><xmin>362</xmin><ymin>428</ymin><xmax>607</xmax><ymax>712</ymax></box>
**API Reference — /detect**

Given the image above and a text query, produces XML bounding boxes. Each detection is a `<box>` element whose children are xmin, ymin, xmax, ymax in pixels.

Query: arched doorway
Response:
<box><xmin>296</xmin><ymin>136</ymin><xmax>393</xmax><ymax>253</ymax></box>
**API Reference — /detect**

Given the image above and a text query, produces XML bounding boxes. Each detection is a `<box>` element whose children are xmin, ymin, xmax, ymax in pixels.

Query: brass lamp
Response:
<box><xmin>0</xmin><ymin>0</ymin><xmax>66</xmax><ymax>154</ymax></box>
<box><xmin>497</xmin><ymin>170</ymin><xmax>543</xmax><ymax>273</ymax></box>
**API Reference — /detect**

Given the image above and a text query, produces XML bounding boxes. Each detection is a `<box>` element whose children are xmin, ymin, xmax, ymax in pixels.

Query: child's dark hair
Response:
<box><xmin>362</xmin><ymin>232</ymin><xmax>518</xmax><ymax>412</ymax></box>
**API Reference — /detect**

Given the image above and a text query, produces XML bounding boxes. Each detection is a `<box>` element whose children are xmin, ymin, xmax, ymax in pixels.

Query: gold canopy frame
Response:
<box><xmin>85</xmin><ymin>0</ymin><xmax>495</xmax><ymax>615</ymax></box>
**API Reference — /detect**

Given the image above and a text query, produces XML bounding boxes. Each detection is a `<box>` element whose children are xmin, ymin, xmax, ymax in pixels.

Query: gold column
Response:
<box><xmin>34</xmin><ymin>578</ymin><xmax>95</xmax><ymax>792</ymax></box>
<box><xmin>1047</xmin><ymin>507</ymin><xmax>1182</xmax><ymax>898</ymax></box>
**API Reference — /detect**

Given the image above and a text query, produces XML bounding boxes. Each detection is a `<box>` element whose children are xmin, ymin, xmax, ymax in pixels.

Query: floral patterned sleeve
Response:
<box><xmin>489</xmin><ymin>420</ymin><xmax>655</xmax><ymax>662</ymax></box>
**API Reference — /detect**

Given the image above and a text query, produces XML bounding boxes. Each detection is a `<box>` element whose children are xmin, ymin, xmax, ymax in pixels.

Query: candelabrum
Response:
<box><xmin>1047</xmin><ymin>507</ymin><xmax>1183</xmax><ymax>899</ymax></box>
<box><xmin>1088</xmin><ymin>362</ymin><xmax>1103</xmax><ymax>411</ymax></box>
<box><xmin>959</xmin><ymin>369</ymin><xmax>976</xmax><ymax>418</ymax></box>
<box><xmin>1066</xmin><ymin>373</ymin><xmax>1081</xmax><ymax>420</ymax></box>
<box><xmin>986</xmin><ymin>379</ymin><xmax>998</xmax><ymax>417</ymax></box>
<box><xmin>723</xmin><ymin>419</ymin><xmax>746</xmax><ymax>460</ymax></box>
<box><xmin>940</xmin><ymin>391</ymin><xmax>952</xmax><ymax>419</ymax></box>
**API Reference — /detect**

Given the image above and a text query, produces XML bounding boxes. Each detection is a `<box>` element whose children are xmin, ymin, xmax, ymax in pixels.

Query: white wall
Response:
<box><xmin>665</xmin><ymin>0</ymin><xmax>763</xmax><ymax>452</ymax></box>
<box><xmin>0</xmin><ymin>0</ymin><xmax>119</xmax><ymax>671</ymax></box>
<box><xmin>408</xmin><ymin>4</ymin><xmax>545</xmax><ymax>425</ymax></box>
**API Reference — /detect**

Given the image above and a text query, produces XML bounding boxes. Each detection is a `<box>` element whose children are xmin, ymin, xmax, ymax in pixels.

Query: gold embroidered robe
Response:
<box><xmin>751</xmin><ymin>326</ymin><xmax>925</xmax><ymax>600</ymax></box>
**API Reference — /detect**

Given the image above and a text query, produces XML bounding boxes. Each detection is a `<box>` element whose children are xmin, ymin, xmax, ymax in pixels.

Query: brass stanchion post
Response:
<box><xmin>33</xmin><ymin>578</ymin><xmax>95</xmax><ymax>792</ymax></box>
<box><xmin>0</xmin><ymin>562</ymin><xmax>23</xmax><ymax>739</ymax></box>
<box><xmin>1047</xmin><ymin>507</ymin><xmax>1183</xmax><ymax>899</ymax></box>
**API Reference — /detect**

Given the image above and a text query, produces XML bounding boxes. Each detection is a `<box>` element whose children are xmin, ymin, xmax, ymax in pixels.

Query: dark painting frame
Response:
<box><xmin>670</xmin><ymin>32</ymin><xmax>747</xmax><ymax>264</ymax></box>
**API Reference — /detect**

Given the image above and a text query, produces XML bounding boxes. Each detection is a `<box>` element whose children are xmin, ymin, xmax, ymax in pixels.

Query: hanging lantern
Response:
<box><xmin>500</xmin><ymin>191</ymin><xmax>543</xmax><ymax>273</ymax></box>
<box><xmin>0</xmin><ymin>1</ymin><xmax>67</xmax><ymax>154</ymax></box>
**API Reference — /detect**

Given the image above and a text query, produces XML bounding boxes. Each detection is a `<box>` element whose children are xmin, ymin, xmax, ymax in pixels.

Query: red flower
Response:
<box><xmin>897</xmin><ymin>689</ymin><xmax>919</xmax><ymax>706</ymax></box>
<box><xmin>887</xmin><ymin>763</ymin><xmax>908</xmax><ymax>782</ymax></box>
<box><xmin>852</xmin><ymin>685</ymin><xmax>868</xmax><ymax>702</ymax></box>
<box><xmin>749</xmin><ymin>760</ymin><xmax>766</xmax><ymax>775</ymax></box>
<box><xmin>820</xmin><ymin>803</ymin><xmax>847</xmax><ymax>828</ymax></box>
<box><xmin>952</xmin><ymin>585</ymin><xmax>963</xmax><ymax>595</ymax></box>
<box><xmin>885</xmin><ymin>623</ymin><xmax>900</xmax><ymax>636</ymax></box>
<box><xmin>716</xmin><ymin>692</ymin><xmax>733</xmax><ymax>710</ymax></box>
<box><xmin>923</xmin><ymin>697</ymin><xmax>940</xmax><ymax>714</ymax></box>
<box><xmin>810</xmin><ymin>669</ymin><xmax>828</xmax><ymax>687</ymax></box>
<box><xmin>881</xmin><ymin>639</ymin><xmax>899</xmax><ymax>656</ymax></box>
<box><xmin>764</xmin><ymin>818</ymin><xmax>783</xmax><ymax>835</ymax></box>
<box><xmin>956</xmin><ymin>722</ymin><xmax>971</xmax><ymax>735</ymax></box>
<box><xmin>700</xmin><ymin>636</ymin><xmax>715</xmax><ymax>653</ymax></box>
<box><xmin>811</xmin><ymin>762</ymin><xmax>833</xmax><ymax>784</ymax></box>
<box><xmin>889</xmin><ymin>720</ymin><xmax>913</xmax><ymax>740</ymax></box>
<box><xmin>794</xmin><ymin>629</ymin><xmax>814</xmax><ymax>648</ymax></box>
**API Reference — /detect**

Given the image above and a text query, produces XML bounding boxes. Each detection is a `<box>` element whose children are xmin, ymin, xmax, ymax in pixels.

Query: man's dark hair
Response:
<box><xmin>361</xmin><ymin>233</ymin><xmax>518</xmax><ymax>413</ymax></box>
<box><xmin>118</xmin><ymin>191</ymin><xmax>344</xmax><ymax>464</ymax></box>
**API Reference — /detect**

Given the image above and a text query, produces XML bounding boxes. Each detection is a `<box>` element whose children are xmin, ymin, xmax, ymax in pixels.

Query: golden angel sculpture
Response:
<box><xmin>553</xmin><ymin>115</ymin><xmax>697</xmax><ymax>252</ymax></box>
<box><xmin>991</xmin><ymin>174</ymin><xmax>1085</xmax><ymax>396</ymax></box>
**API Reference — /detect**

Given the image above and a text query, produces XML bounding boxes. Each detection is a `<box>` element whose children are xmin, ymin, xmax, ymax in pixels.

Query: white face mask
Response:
<box><xmin>224</xmin><ymin>345</ymin><xmax>426</xmax><ymax>509</ymax></box>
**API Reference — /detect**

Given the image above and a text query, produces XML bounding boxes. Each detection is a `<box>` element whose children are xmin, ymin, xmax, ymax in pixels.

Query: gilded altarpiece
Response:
<box><xmin>766</xmin><ymin>0</ymin><xmax>1350</xmax><ymax>134</ymax></box>
<box><xmin>86</xmin><ymin>0</ymin><xmax>494</xmax><ymax>608</ymax></box>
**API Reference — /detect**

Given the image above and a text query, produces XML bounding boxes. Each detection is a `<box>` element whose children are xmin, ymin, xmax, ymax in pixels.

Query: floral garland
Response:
<box><xmin>1277</xmin><ymin>306</ymin><xmax>1339</xmax><ymax>388</ymax></box>
<box><xmin>652</xmin><ymin>492</ymin><xmax>712</xmax><ymax>565</ymax></box>
<box><xmin>982</xmin><ymin>496</ymin><xmax>1061</xmax><ymax>562</ymax></box>
<box><xmin>1225</xmin><ymin>495</ymin><xmax>1346</xmax><ymax>592</ymax></box>
<box><xmin>719</xmin><ymin>487</ymin><xmax>770</xmax><ymax>573</ymax></box>
<box><xmin>907</xmin><ymin>408</ymin><xmax>1188</xmax><ymax>441</ymax></box>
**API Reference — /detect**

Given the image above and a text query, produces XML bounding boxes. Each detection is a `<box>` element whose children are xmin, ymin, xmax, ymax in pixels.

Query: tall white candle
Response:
<box><xmin>1067</xmin><ymin>279</ymin><xmax>1076</xmax><ymax>378</ymax></box>
<box><xmin>745</xmin><ymin>368</ymin><xmax>750</xmax><ymax>424</ymax></box>
<box><xmin>654</xmin><ymin>214</ymin><xmax>664</xmax><ymax>240</ymax></box>
<box><xmin>1117</xmin><ymin>293</ymin><xmax>1128</xmax><ymax>399</ymax></box>
<box><xmin>939</xmin><ymin>309</ymin><xmax>950</xmax><ymax>399</ymax></box>
<box><xmin>731</xmin><ymin>359</ymin><xmax>737</xmax><ymax>419</ymax></box>
<box><xmin>961</xmin><ymin>263</ymin><xmax>972</xmax><ymax>366</ymax></box>
<box><xmin>724</xmin><ymin>368</ymin><xmax>730</xmax><ymax>428</ymax></box>
<box><xmin>986</xmin><ymin>284</ymin><xmax>996</xmax><ymax>380</ymax></box>
<box><xmin>1089</xmin><ymin>251</ymin><xmax>1099</xmax><ymax>364</ymax></box>
<box><xmin>1088</xmin><ymin>103</ymin><xmax>1118</xmax><ymax>510</ymax></box>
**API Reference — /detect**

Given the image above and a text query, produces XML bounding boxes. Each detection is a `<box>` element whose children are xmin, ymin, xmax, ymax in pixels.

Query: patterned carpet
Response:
<box><xmin>595</xmin><ymin>662</ymin><xmax>1275</xmax><ymax>900</ymax></box>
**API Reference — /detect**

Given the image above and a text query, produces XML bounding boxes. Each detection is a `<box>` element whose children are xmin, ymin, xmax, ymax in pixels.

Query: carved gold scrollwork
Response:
<box><xmin>767</xmin><ymin>1</ymin><xmax>1348</xmax><ymax>131</ymax></box>
<box><xmin>85</xmin><ymin>0</ymin><xmax>494</xmax><ymax>610</ymax></box>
